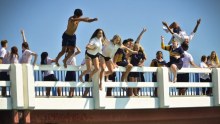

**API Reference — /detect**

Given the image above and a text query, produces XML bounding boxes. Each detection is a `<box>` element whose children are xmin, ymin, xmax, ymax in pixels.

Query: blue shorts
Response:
<box><xmin>62</xmin><ymin>33</ymin><xmax>76</xmax><ymax>47</ymax></box>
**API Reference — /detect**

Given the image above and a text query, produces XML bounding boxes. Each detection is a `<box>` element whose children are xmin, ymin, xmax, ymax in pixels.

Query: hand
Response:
<box><xmin>93</xmin><ymin>18</ymin><xmax>98</xmax><ymax>21</ymax></box>
<box><xmin>161</xmin><ymin>36</ymin><xmax>164</xmax><ymax>40</ymax></box>
<box><xmin>113</xmin><ymin>63</ymin><xmax>118</xmax><ymax>68</ymax></box>
<box><xmin>197</xmin><ymin>18</ymin><xmax>201</xmax><ymax>25</ymax></box>
<box><xmin>21</xmin><ymin>29</ymin><xmax>24</xmax><ymax>34</ymax></box>
<box><xmin>174</xmin><ymin>56</ymin><xmax>180</xmax><ymax>59</ymax></box>
<box><xmin>162</xmin><ymin>21</ymin><xmax>168</xmax><ymax>27</ymax></box>
<box><xmin>142</xmin><ymin>28</ymin><xmax>147</xmax><ymax>33</ymax></box>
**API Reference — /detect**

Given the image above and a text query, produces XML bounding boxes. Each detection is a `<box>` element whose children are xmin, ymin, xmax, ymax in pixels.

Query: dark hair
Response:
<box><xmin>156</xmin><ymin>51</ymin><xmax>163</xmax><ymax>55</ymax></box>
<box><xmin>201</xmin><ymin>55</ymin><xmax>207</xmax><ymax>62</ymax></box>
<box><xmin>127</xmin><ymin>38</ymin><xmax>134</xmax><ymax>42</ymax></box>
<box><xmin>90</xmin><ymin>28</ymin><xmax>106</xmax><ymax>40</ymax></box>
<box><xmin>22</xmin><ymin>42</ymin><xmax>29</xmax><ymax>49</ymax></box>
<box><xmin>1</xmin><ymin>40</ymin><xmax>8</xmax><ymax>47</ymax></box>
<box><xmin>41</xmin><ymin>52</ymin><xmax>48</xmax><ymax>65</ymax></box>
<box><xmin>10</xmin><ymin>46</ymin><xmax>19</xmax><ymax>61</ymax></box>
<box><xmin>122</xmin><ymin>39</ymin><xmax>129</xmax><ymax>45</ymax></box>
<box><xmin>74</xmin><ymin>9</ymin><xmax>83</xmax><ymax>17</ymax></box>
<box><xmin>181</xmin><ymin>42</ymin><xmax>189</xmax><ymax>51</ymax></box>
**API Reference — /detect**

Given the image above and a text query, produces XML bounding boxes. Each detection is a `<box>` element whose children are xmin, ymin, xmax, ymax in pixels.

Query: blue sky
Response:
<box><xmin>0</xmin><ymin>0</ymin><xmax>220</xmax><ymax>66</ymax></box>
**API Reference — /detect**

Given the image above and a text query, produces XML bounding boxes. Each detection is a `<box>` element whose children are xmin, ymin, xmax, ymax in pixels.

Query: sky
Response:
<box><xmin>0</xmin><ymin>0</ymin><xmax>220</xmax><ymax>66</ymax></box>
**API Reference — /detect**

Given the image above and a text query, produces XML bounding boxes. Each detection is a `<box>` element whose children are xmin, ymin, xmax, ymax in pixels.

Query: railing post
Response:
<box><xmin>157</xmin><ymin>67</ymin><xmax>170</xmax><ymax>108</ymax></box>
<box><xmin>10</xmin><ymin>64</ymin><xmax>24</xmax><ymax>109</ymax></box>
<box><xmin>212</xmin><ymin>68</ymin><xmax>220</xmax><ymax>106</ymax></box>
<box><xmin>92</xmin><ymin>70</ymin><xmax>105</xmax><ymax>109</ymax></box>
<box><xmin>22</xmin><ymin>64</ymin><xmax>35</xmax><ymax>109</ymax></box>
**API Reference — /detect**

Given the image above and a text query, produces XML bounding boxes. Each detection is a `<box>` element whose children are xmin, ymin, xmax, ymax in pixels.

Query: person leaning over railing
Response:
<box><xmin>200</xmin><ymin>55</ymin><xmax>212</xmax><ymax>95</ymax></box>
<box><xmin>0</xmin><ymin>40</ymin><xmax>10</xmax><ymax>97</ymax></box>
<box><xmin>150</xmin><ymin>51</ymin><xmax>167</xmax><ymax>97</ymax></box>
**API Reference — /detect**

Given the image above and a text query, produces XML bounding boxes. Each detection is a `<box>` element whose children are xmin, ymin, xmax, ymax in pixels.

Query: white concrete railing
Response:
<box><xmin>0</xmin><ymin>64</ymin><xmax>220</xmax><ymax>110</ymax></box>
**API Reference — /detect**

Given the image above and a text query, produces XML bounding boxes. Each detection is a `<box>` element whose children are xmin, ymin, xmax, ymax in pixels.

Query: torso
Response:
<box><xmin>65</xmin><ymin>17</ymin><xmax>79</xmax><ymax>36</ymax></box>
<box><xmin>20</xmin><ymin>49</ymin><xmax>33</xmax><ymax>64</ymax></box>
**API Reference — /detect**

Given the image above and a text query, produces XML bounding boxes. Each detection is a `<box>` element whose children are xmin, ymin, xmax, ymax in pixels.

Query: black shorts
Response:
<box><xmin>44</xmin><ymin>74</ymin><xmax>58</xmax><ymax>81</ymax></box>
<box><xmin>62</xmin><ymin>32</ymin><xmax>76</xmax><ymax>47</ymax></box>
<box><xmin>152</xmin><ymin>73</ymin><xmax>157</xmax><ymax>82</ymax></box>
<box><xmin>116</xmin><ymin>61</ymin><xmax>128</xmax><ymax>67</ymax></box>
<box><xmin>177</xmin><ymin>73</ymin><xmax>189</xmax><ymax>90</ymax></box>
<box><xmin>0</xmin><ymin>72</ymin><xmax>10</xmax><ymax>81</ymax></box>
<box><xmin>129</xmin><ymin>72</ymin><xmax>140</xmax><ymax>78</ymax></box>
<box><xmin>85</xmin><ymin>50</ymin><xmax>99</xmax><ymax>60</ymax></box>
<box><xmin>167</xmin><ymin>61</ymin><xmax>183</xmax><ymax>70</ymax></box>
<box><xmin>100</xmin><ymin>54</ymin><xmax>111</xmax><ymax>61</ymax></box>
<box><xmin>65</xmin><ymin>71</ymin><xmax>76</xmax><ymax>81</ymax></box>
<box><xmin>177</xmin><ymin>73</ymin><xmax>189</xmax><ymax>82</ymax></box>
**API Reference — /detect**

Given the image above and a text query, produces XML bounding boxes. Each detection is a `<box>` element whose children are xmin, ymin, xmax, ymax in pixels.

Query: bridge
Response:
<box><xmin>0</xmin><ymin>64</ymin><xmax>220</xmax><ymax>124</ymax></box>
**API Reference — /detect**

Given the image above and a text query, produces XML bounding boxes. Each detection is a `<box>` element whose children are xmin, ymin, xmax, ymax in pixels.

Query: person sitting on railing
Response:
<box><xmin>20</xmin><ymin>29</ymin><xmax>38</xmax><ymax>66</ymax></box>
<box><xmin>150</xmin><ymin>51</ymin><xmax>167</xmax><ymax>96</ymax></box>
<box><xmin>200</xmin><ymin>55</ymin><xmax>211</xmax><ymax>95</ymax></box>
<box><xmin>65</xmin><ymin>46</ymin><xmax>81</xmax><ymax>97</ymax></box>
<box><xmin>161</xmin><ymin>36</ymin><xmax>184</xmax><ymax>83</ymax></box>
<box><xmin>162</xmin><ymin>19</ymin><xmax>201</xmax><ymax>45</ymax></box>
<box><xmin>79</xmin><ymin>29</ymin><xmax>107</xmax><ymax>89</ymax></box>
<box><xmin>0</xmin><ymin>40</ymin><xmax>10</xmax><ymax>97</ymax></box>
<box><xmin>127</xmin><ymin>43</ymin><xmax>146</xmax><ymax>96</ymax></box>
<box><xmin>99</xmin><ymin>35</ymin><xmax>137</xmax><ymax>90</ymax></box>
<box><xmin>41</xmin><ymin>52</ymin><xmax>60</xmax><ymax>96</ymax></box>
<box><xmin>177</xmin><ymin>42</ymin><xmax>199</xmax><ymax>95</ymax></box>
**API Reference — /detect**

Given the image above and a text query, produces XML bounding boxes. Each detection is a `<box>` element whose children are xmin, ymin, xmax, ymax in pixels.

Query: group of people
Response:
<box><xmin>1</xmin><ymin>8</ymin><xmax>220</xmax><ymax>97</ymax></box>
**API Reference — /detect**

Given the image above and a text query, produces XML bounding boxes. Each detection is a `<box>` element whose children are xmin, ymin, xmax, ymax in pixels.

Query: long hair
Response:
<box><xmin>10</xmin><ymin>46</ymin><xmax>19</xmax><ymax>61</ymax></box>
<box><xmin>90</xmin><ymin>28</ymin><xmax>107</xmax><ymax>41</ymax></box>
<box><xmin>210</xmin><ymin>51</ymin><xmax>219</xmax><ymax>65</ymax></box>
<box><xmin>41</xmin><ymin>52</ymin><xmax>48</xmax><ymax>65</ymax></box>
<box><xmin>111</xmin><ymin>34</ymin><xmax>122</xmax><ymax>45</ymax></box>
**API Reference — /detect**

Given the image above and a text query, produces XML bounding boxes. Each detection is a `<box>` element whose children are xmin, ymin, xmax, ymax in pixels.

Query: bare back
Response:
<box><xmin>65</xmin><ymin>17</ymin><xmax>79</xmax><ymax>36</ymax></box>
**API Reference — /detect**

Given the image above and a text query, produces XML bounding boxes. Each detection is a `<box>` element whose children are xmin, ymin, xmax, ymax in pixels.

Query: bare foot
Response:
<box><xmin>173</xmin><ymin>77</ymin><xmax>177</xmax><ymax>83</ymax></box>
<box><xmin>63</xmin><ymin>60</ymin><xmax>67</xmax><ymax>68</ymax></box>
<box><xmin>55</xmin><ymin>59</ymin><xmax>60</xmax><ymax>66</ymax></box>
<box><xmin>79</xmin><ymin>75</ymin><xmax>84</xmax><ymax>83</ymax></box>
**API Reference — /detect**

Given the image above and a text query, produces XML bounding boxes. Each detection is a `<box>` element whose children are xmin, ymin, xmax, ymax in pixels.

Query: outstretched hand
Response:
<box><xmin>88</xmin><ymin>18</ymin><xmax>98</xmax><ymax>22</ymax></box>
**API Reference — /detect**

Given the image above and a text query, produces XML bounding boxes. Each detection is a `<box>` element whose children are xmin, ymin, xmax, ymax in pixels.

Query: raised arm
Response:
<box><xmin>192</xmin><ymin>18</ymin><xmax>201</xmax><ymax>33</ymax></box>
<box><xmin>21</xmin><ymin>29</ymin><xmax>27</xmax><ymax>43</ymax></box>
<box><xmin>161</xmin><ymin>36</ymin><xmax>165</xmax><ymax>50</ymax></box>
<box><xmin>135</xmin><ymin>28</ymin><xmax>147</xmax><ymax>44</ymax></box>
<box><xmin>120</xmin><ymin>45</ymin><xmax>137</xmax><ymax>54</ymax></box>
<box><xmin>162</xmin><ymin>22</ymin><xmax>174</xmax><ymax>34</ymax></box>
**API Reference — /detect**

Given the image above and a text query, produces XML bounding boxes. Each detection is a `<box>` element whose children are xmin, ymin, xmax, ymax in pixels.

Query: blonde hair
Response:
<box><xmin>210</xmin><ymin>51</ymin><xmax>219</xmax><ymax>65</ymax></box>
<box><xmin>111</xmin><ymin>34</ymin><xmax>122</xmax><ymax>45</ymax></box>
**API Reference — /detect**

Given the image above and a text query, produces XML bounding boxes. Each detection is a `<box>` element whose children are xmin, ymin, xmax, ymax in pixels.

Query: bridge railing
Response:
<box><xmin>0</xmin><ymin>64</ymin><xmax>220</xmax><ymax>110</ymax></box>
